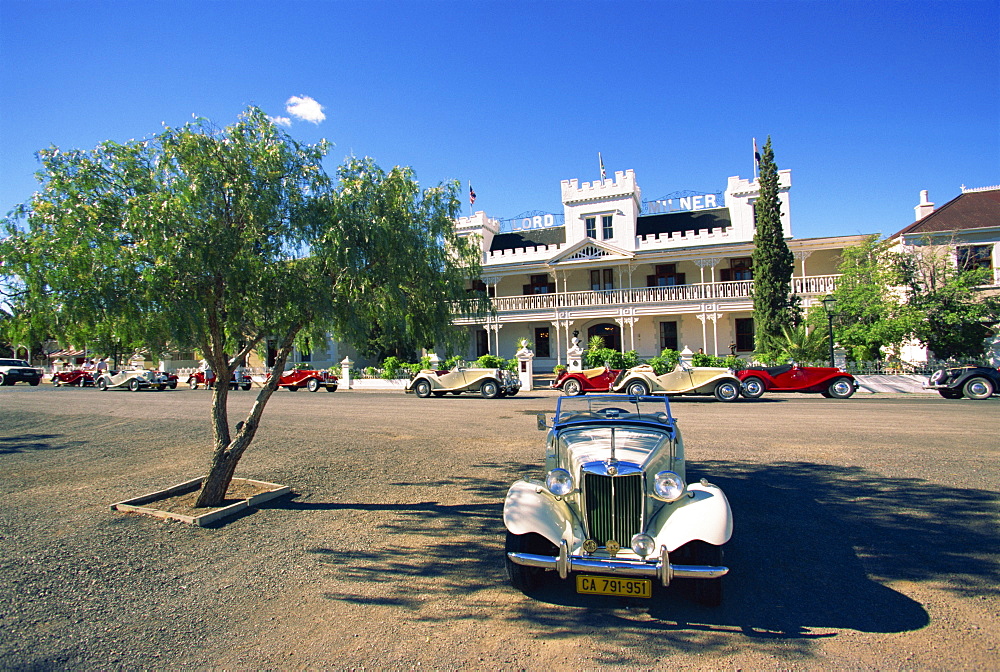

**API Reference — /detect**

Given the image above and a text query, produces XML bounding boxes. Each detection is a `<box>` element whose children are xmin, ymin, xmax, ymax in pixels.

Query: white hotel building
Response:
<box><xmin>452</xmin><ymin>168</ymin><xmax>870</xmax><ymax>367</ymax></box>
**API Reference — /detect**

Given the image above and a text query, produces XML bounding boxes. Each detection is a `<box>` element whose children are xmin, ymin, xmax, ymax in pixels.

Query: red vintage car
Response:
<box><xmin>550</xmin><ymin>367</ymin><xmax>620</xmax><ymax>396</ymax></box>
<box><xmin>187</xmin><ymin>369</ymin><xmax>253</xmax><ymax>390</ymax></box>
<box><xmin>51</xmin><ymin>369</ymin><xmax>95</xmax><ymax>387</ymax></box>
<box><xmin>275</xmin><ymin>368</ymin><xmax>339</xmax><ymax>392</ymax></box>
<box><xmin>736</xmin><ymin>365</ymin><xmax>858</xmax><ymax>399</ymax></box>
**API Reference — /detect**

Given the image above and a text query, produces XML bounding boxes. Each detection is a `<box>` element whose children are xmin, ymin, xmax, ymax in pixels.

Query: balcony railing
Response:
<box><xmin>484</xmin><ymin>274</ymin><xmax>839</xmax><ymax>314</ymax></box>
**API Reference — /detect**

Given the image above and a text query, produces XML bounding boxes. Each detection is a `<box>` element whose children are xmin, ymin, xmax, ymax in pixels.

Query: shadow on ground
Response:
<box><xmin>0</xmin><ymin>433</ymin><xmax>87</xmax><ymax>454</ymax></box>
<box><xmin>292</xmin><ymin>459</ymin><xmax>998</xmax><ymax>653</ymax></box>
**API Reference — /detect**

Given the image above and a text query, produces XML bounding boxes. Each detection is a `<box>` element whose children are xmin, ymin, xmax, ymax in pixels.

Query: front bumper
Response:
<box><xmin>507</xmin><ymin>541</ymin><xmax>728</xmax><ymax>587</ymax></box>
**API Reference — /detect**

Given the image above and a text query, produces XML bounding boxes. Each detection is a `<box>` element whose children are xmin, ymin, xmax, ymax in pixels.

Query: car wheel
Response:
<box><xmin>0</xmin><ymin>374</ymin><xmax>6</xmax><ymax>386</ymax></box>
<box><xmin>188</xmin><ymin>378</ymin><xmax>198</xmax><ymax>389</ymax></box>
<box><xmin>77</xmin><ymin>377</ymin><xmax>86</xmax><ymax>388</ymax></box>
<box><xmin>626</xmin><ymin>380</ymin><xmax>649</xmax><ymax>396</ymax></box>
<box><xmin>128</xmin><ymin>379</ymin><xmax>141</xmax><ymax>392</ymax></box>
<box><xmin>504</xmin><ymin>531</ymin><xmax>556</xmax><ymax>593</ymax></box>
<box><xmin>169</xmin><ymin>382</ymin><xmax>177</xmax><ymax>390</ymax></box>
<box><xmin>962</xmin><ymin>377</ymin><xmax>995</xmax><ymax>400</ymax></box>
<box><xmin>325</xmin><ymin>385</ymin><xmax>337</xmax><ymax>393</ymax></box>
<box><xmin>157</xmin><ymin>384</ymin><xmax>166</xmax><ymax>391</ymax></box>
<box><xmin>52</xmin><ymin>378</ymin><xmax>61</xmax><ymax>387</ymax></box>
<box><xmin>714</xmin><ymin>381</ymin><xmax>740</xmax><ymax>402</ymax></box>
<box><xmin>938</xmin><ymin>389</ymin><xmax>963</xmax><ymax>399</ymax></box>
<box><xmin>740</xmin><ymin>376</ymin><xmax>765</xmax><ymax>399</ymax></box>
<box><xmin>481</xmin><ymin>380</ymin><xmax>500</xmax><ymax>399</ymax></box>
<box><xmin>562</xmin><ymin>379</ymin><xmax>582</xmax><ymax>396</ymax></box>
<box><xmin>97</xmin><ymin>378</ymin><xmax>108</xmax><ymax>391</ymax></box>
<box><xmin>241</xmin><ymin>383</ymin><xmax>251</xmax><ymax>391</ymax></box>
<box><xmin>506</xmin><ymin>388</ymin><xmax>518</xmax><ymax>397</ymax></box>
<box><xmin>286</xmin><ymin>385</ymin><xmax>298</xmax><ymax>392</ymax></box>
<box><xmin>307</xmin><ymin>378</ymin><xmax>321</xmax><ymax>393</ymax></box>
<box><xmin>414</xmin><ymin>380</ymin><xmax>432</xmax><ymax>398</ymax></box>
<box><xmin>451</xmin><ymin>391</ymin><xmax>462</xmax><ymax>395</ymax></box>
<box><xmin>432</xmin><ymin>391</ymin><xmax>446</xmax><ymax>397</ymax></box>
<box><xmin>826</xmin><ymin>377</ymin><xmax>856</xmax><ymax>399</ymax></box>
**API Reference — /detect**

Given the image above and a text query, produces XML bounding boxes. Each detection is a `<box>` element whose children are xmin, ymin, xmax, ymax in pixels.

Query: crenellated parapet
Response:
<box><xmin>561</xmin><ymin>169</ymin><xmax>641</xmax><ymax>206</ymax></box>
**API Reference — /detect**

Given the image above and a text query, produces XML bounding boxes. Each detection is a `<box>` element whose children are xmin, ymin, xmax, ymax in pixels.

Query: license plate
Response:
<box><xmin>576</xmin><ymin>575</ymin><xmax>652</xmax><ymax>598</ymax></box>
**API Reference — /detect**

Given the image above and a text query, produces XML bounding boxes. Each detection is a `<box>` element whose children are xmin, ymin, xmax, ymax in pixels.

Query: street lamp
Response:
<box><xmin>821</xmin><ymin>295</ymin><xmax>838</xmax><ymax>367</ymax></box>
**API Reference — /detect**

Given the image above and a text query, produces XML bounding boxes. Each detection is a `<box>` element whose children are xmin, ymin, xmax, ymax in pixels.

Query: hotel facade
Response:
<box><xmin>452</xmin><ymin>168</ymin><xmax>870</xmax><ymax>368</ymax></box>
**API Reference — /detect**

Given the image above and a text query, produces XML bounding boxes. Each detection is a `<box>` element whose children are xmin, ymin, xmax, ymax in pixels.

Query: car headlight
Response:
<box><xmin>545</xmin><ymin>468</ymin><xmax>574</xmax><ymax>496</ymax></box>
<box><xmin>653</xmin><ymin>470</ymin><xmax>685</xmax><ymax>502</ymax></box>
<box><xmin>630</xmin><ymin>533</ymin><xmax>656</xmax><ymax>558</ymax></box>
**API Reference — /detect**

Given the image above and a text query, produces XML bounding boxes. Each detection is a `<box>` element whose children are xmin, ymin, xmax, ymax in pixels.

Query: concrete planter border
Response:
<box><xmin>110</xmin><ymin>477</ymin><xmax>290</xmax><ymax>526</ymax></box>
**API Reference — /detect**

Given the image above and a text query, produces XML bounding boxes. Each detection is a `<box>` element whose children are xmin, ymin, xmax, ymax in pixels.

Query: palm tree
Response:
<box><xmin>775</xmin><ymin>324</ymin><xmax>828</xmax><ymax>363</ymax></box>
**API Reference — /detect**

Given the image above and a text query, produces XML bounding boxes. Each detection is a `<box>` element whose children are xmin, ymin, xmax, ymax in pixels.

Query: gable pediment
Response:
<box><xmin>547</xmin><ymin>239</ymin><xmax>634</xmax><ymax>265</ymax></box>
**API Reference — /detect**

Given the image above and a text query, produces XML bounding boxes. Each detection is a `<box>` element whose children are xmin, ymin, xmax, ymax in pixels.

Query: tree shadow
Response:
<box><xmin>0</xmin><ymin>433</ymin><xmax>86</xmax><ymax>455</ymax></box>
<box><xmin>292</xmin><ymin>459</ymin><xmax>997</xmax><ymax>652</ymax></box>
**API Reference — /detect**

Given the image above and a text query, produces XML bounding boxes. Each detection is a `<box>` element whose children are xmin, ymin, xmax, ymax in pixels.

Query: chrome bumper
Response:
<box><xmin>507</xmin><ymin>541</ymin><xmax>727</xmax><ymax>587</ymax></box>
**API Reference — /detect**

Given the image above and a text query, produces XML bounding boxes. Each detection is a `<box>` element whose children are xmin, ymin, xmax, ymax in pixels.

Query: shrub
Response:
<box><xmin>648</xmin><ymin>348</ymin><xmax>681</xmax><ymax>375</ymax></box>
<box><xmin>380</xmin><ymin>356</ymin><xmax>406</xmax><ymax>379</ymax></box>
<box><xmin>553</xmin><ymin>364</ymin><xmax>567</xmax><ymax>375</ymax></box>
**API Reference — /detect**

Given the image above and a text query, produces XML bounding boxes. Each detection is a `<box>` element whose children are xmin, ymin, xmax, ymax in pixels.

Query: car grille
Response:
<box><xmin>583</xmin><ymin>471</ymin><xmax>643</xmax><ymax>546</ymax></box>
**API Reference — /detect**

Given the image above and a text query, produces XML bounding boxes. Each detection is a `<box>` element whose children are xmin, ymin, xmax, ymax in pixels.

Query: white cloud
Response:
<box><xmin>269</xmin><ymin>115</ymin><xmax>292</xmax><ymax>127</ymax></box>
<box><xmin>285</xmin><ymin>95</ymin><xmax>326</xmax><ymax>124</ymax></box>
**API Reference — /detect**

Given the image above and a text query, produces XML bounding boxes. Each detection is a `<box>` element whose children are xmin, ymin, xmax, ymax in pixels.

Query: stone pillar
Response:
<box><xmin>340</xmin><ymin>356</ymin><xmax>354</xmax><ymax>389</ymax></box>
<box><xmin>427</xmin><ymin>352</ymin><xmax>440</xmax><ymax>368</ymax></box>
<box><xmin>567</xmin><ymin>330</ymin><xmax>583</xmax><ymax>372</ymax></box>
<box><xmin>680</xmin><ymin>346</ymin><xmax>695</xmax><ymax>368</ymax></box>
<box><xmin>516</xmin><ymin>345</ymin><xmax>535</xmax><ymax>392</ymax></box>
<box><xmin>833</xmin><ymin>347</ymin><xmax>847</xmax><ymax>370</ymax></box>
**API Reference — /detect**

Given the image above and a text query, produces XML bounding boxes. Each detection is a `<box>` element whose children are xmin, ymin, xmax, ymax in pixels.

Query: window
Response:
<box><xmin>735</xmin><ymin>318</ymin><xmax>755</xmax><ymax>352</ymax></box>
<box><xmin>590</xmin><ymin>268</ymin><xmax>614</xmax><ymax>291</ymax></box>
<box><xmin>585</xmin><ymin>217</ymin><xmax>596</xmax><ymax>239</ymax></box>
<box><xmin>720</xmin><ymin>258</ymin><xmax>753</xmax><ymax>281</ymax></box>
<box><xmin>957</xmin><ymin>245</ymin><xmax>993</xmax><ymax>271</ymax></box>
<box><xmin>522</xmin><ymin>274</ymin><xmax>555</xmax><ymax>295</ymax></box>
<box><xmin>647</xmin><ymin>264</ymin><xmax>686</xmax><ymax>287</ymax></box>
<box><xmin>476</xmin><ymin>330</ymin><xmax>489</xmax><ymax>357</ymax></box>
<box><xmin>469</xmin><ymin>279</ymin><xmax>495</xmax><ymax>297</ymax></box>
<box><xmin>534</xmin><ymin>327</ymin><xmax>550</xmax><ymax>358</ymax></box>
<box><xmin>659</xmin><ymin>321</ymin><xmax>678</xmax><ymax>351</ymax></box>
<box><xmin>602</xmin><ymin>215</ymin><xmax>614</xmax><ymax>240</ymax></box>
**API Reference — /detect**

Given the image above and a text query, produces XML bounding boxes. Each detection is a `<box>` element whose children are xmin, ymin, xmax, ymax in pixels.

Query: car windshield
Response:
<box><xmin>554</xmin><ymin>394</ymin><xmax>673</xmax><ymax>426</ymax></box>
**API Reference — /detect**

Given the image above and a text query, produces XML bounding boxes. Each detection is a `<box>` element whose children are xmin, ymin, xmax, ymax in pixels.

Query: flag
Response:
<box><xmin>599</xmin><ymin>152</ymin><xmax>606</xmax><ymax>180</ymax></box>
<box><xmin>469</xmin><ymin>182</ymin><xmax>477</xmax><ymax>206</ymax></box>
<box><xmin>753</xmin><ymin>138</ymin><xmax>761</xmax><ymax>166</ymax></box>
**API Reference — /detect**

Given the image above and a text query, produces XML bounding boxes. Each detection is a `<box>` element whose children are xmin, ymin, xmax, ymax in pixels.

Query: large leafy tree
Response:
<box><xmin>824</xmin><ymin>235</ymin><xmax>919</xmax><ymax>361</ymax></box>
<box><xmin>751</xmin><ymin>137</ymin><xmax>796</xmax><ymax>355</ymax></box>
<box><xmin>1</xmin><ymin>107</ymin><xmax>484</xmax><ymax>506</ymax></box>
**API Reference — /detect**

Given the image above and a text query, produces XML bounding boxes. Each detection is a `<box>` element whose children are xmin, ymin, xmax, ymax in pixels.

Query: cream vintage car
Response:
<box><xmin>503</xmin><ymin>394</ymin><xmax>732</xmax><ymax>605</ymax></box>
<box><xmin>406</xmin><ymin>366</ymin><xmax>521</xmax><ymax>398</ymax></box>
<box><xmin>96</xmin><ymin>369</ymin><xmax>177</xmax><ymax>392</ymax></box>
<box><xmin>610</xmin><ymin>363</ymin><xmax>742</xmax><ymax>402</ymax></box>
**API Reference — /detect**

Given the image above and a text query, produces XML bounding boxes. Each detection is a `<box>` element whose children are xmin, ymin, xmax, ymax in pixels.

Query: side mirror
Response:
<box><xmin>536</xmin><ymin>413</ymin><xmax>549</xmax><ymax>431</ymax></box>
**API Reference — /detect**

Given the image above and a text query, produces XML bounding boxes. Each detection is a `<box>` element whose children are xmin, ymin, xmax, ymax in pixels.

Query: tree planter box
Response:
<box><xmin>111</xmin><ymin>477</ymin><xmax>290</xmax><ymax>526</ymax></box>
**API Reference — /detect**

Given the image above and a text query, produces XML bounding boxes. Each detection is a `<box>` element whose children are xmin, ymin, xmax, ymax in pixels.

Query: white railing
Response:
<box><xmin>484</xmin><ymin>275</ymin><xmax>839</xmax><ymax>313</ymax></box>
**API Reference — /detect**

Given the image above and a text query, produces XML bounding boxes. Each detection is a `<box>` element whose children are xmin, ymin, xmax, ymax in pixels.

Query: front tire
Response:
<box><xmin>97</xmin><ymin>378</ymin><xmax>108</xmax><ymax>391</ymax></box>
<box><xmin>691</xmin><ymin>541</ymin><xmax>724</xmax><ymax>607</ymax></box>
<box><xmin>414</xmin><ymin>380</ymin><xmax>432</xmax><ymax>398</ymax></box>
<box><xmin>128</xmin><ymin>378</ymin><xmax>141</xmax><ymax>392</ymax></box>
<box><xmin>504</xmin><ymin>532</ymin><xmax>555</xmax><ymax>593</ymax></box>
<box><xmin>241</xmin><ymin>383</ymin><xmax>251</xmax><ymax>391</ymax></box>
<box><xmin>53</xmin><ymin>378</ymin><xmax>61</xmax><ymax>387</ymax></box>
<box><xmin>325</xmin><ymin>384</ymin><xmax>337</xmax><ymax>393</ymax></box>
<box><xmin>826</xmin><ymin>377</ymin><xmax>856</xmax><ymax>399</ymax></box>
<box><xmin>188</xmin><ymin>378</ymin><xmax>199</xmax><ymax>390</ymax></box>
<box><xmin>307</xmin><ymin>378</ymin><xmax>321</xmax><ymax>393</ymax></box>
<box><xmin>481</xmin><ymin>380</ymin><xmax>500</xmax><ymax>399</ymax></box>
<box><xmin>963</xmin><ymin>377</ymin><xmax>995</xmax><ymax>400</ymax></box>
<box><xmin>938</xmin><ymin>389</ymin><xmax>963</xmax><ymax>399</ymax></box>
<box><xmin>625</xmin><ymin>380</ymin><xmax>649</xmax><ymax>396</ymax></box>
<box><xmin>562</xmin><ymin>379</ymin><xmax>582</xmax><ymax>396</ymax></box>
<box><xmin>741</xmin><ymin>376</ymin><xmax>765</xmax><ymax>399</ymax></box>
<box><xmin>286</xmin><ymin>385</ymin><xmax>298</xmax><ymax>392</ymax></box>
<box><xmin>0</xmin><ymin>374</ymin><xmax>6</xmax><ymax>386</ymax></box>
<box><xmin>714</xmin><ymin>381</ymin><xmax>740</xmax><ymax>402</ymax></box>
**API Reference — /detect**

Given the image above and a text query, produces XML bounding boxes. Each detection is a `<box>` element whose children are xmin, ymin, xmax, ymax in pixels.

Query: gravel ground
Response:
<box><xmin>1</xmin><ymin>385</ymin><xmax>998</xmax><ymax>670</ymax></box>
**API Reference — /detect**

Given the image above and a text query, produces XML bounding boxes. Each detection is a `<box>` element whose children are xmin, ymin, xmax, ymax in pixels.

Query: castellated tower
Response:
<box><xmin>454</xmin><ymin>211</ymin><xmax>500</xmax><ymax>256</ymax></box>
<box><xmin>560</xmin><ymin>170</ymin><xmax>642</xmax><ymax>247</ymax></box>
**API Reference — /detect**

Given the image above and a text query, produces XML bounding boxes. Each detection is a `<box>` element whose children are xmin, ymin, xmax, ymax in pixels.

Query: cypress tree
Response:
<box><xmin>751</xmin><ymin>137</ymin><xmax>796</xmax><ymax>356</ymax></box>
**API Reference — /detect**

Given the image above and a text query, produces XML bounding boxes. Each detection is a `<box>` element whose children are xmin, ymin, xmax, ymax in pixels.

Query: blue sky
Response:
<box><xmin>1</xmin><ymin>0</ymin><xmax>997</xmax><ymax>240</ymax></box>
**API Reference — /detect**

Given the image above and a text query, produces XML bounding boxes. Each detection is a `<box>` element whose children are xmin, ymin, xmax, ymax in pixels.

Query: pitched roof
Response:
<box><xmin>891</xmin><ymin>188</ymin><xmax>1000</xmax><ymax>240</ymax></box>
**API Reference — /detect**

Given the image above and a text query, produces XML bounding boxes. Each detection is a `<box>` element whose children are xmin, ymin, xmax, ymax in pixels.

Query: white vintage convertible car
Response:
<box><xmin>96</xmin><ymin>369</ymin><xmax>177</xmax><ymax>392</ymax></box>
<box><xmin>610</xmin><ymin>363</ymin><xmax>742</xmax><ymax>402</ymax></box>
<box><xmin>503</xmin><ymin>394</ymin><xmax>732</xmax><ymax>605</ymax></box>
<box><xmin>406</xmin><ymin>366</ymin><xmax>521</xmax><ymax>398</ymax></box>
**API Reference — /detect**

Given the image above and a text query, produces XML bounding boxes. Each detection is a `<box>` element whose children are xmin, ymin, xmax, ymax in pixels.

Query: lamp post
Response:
<box><xmin>821</xmin><ymin>295</ymin><xmax>838</xmax><ymax>367</ymax></box>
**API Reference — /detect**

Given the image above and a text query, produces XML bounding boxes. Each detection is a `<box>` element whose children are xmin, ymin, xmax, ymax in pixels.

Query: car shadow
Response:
<box><xmin>293</xmin><ymin>456</ymin><xmax>1000</xmax><ymax>646</ymax></box>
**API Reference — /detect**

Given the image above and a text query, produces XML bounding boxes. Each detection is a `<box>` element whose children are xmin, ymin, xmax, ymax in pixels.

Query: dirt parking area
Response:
<box><xmin>1</xmin><ymin>386</ymin><xmax>998</xmax><ymax>669</ymax></box>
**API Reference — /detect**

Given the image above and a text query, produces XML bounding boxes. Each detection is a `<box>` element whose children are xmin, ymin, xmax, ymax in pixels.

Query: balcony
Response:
<box><xmin>459</xmin><ymin>274</ymin><xmax>839</xmax><ymax>318</ymax></box>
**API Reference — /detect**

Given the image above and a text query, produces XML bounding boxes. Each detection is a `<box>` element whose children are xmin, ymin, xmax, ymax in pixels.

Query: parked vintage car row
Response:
<box><xmin>552</xmin><ymin>362</ymin><xmax>859</xmax><ymax>401</ymax></box>
<box><xmin>44</xmin><ymin>368</ymin><xmax>340</xmax><ymax>393</ymax></box>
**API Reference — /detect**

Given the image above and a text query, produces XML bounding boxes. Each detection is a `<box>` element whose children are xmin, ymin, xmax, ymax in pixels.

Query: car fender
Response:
<box><xmin>503</xmin><ymin>480</ymin><xmax>584</xmax><ymax>548</ymax></box>
<box><xmin>647</xmin><ymin>481</ymin><xmax>733</xmax><ymax>551</ymax></box>
<box><xmin>690</xmin><ymin>374</ymin><xmax>741</xmax><ymax>395</ymax></box>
